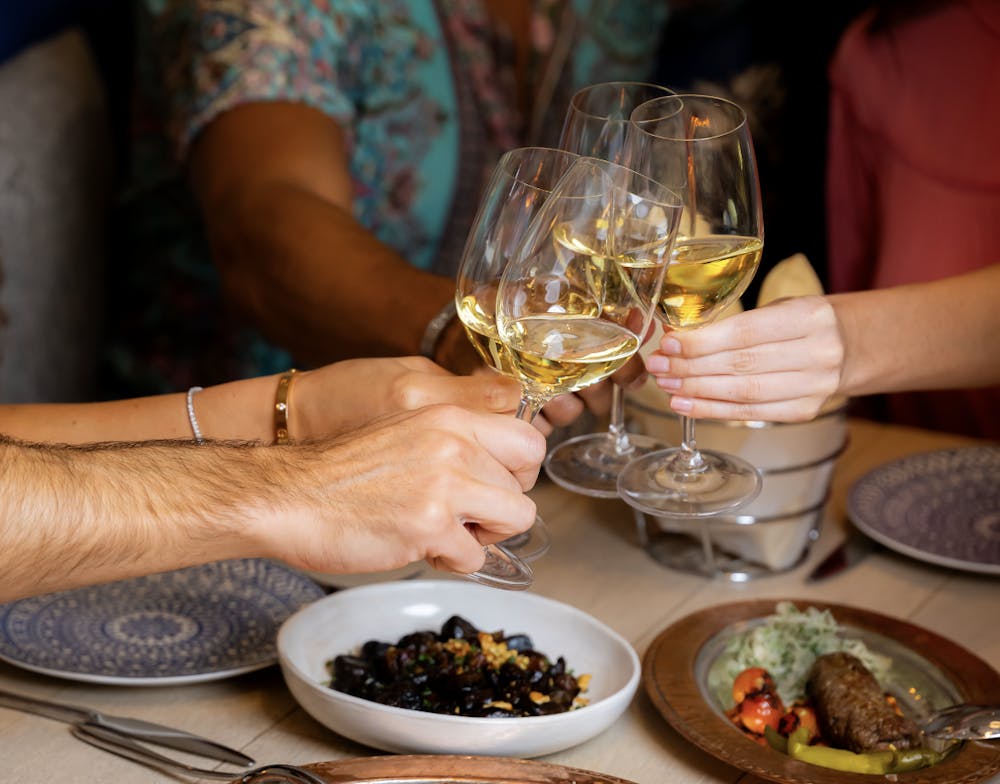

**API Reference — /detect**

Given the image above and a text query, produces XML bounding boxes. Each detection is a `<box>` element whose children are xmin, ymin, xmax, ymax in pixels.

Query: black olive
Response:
<box><xmin>553</xmin><ymin>672</ymin><xmax>579</xmax><ymax>693</ymax></box>
<box><xmin>438</xmin><ymin>614</ymin><xmax>480</xmax><ymax>641</ymax></box>
<box><xmin>361</xmin><ymin>640</ymin><xmax>390</xmax><ymax>662</ymax></box>
<box><xmin>397</xmin><ymin>630</ymin><xmax>437</xmax><ymax>651</ymax></box>
<box><xmin>329</xmin><ymin>655</ymin><xmax>370</xmax><ymax>694</ymax></box>
<box><xmin>502</xmin><ymin>633</ymin><xmax>534</xmax><ymax>651</ymax></box>
<box><xmin>374</xmin><ymin>683</ymin><xmax>423</xmax><ymax>711</ymax></box>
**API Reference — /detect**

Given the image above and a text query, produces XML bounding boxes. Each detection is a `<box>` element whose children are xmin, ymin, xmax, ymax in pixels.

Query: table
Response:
<box><xmin>1</xmin><ymin>418</ymin><xmax>997</xmax><ymax>783</ymax></box>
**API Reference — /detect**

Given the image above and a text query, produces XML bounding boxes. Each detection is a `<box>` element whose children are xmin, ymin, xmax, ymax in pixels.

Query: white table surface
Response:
<box><xmin>1</xmin><ymin>418</ymin><xmax>997</xmax><ymax>783</ymax></box>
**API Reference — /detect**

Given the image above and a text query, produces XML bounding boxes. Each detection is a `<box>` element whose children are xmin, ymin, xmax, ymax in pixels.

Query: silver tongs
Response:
<box><xmin>71</xmin><ymin>722</ymin><xmax>326</xmax><ymax>782</ymax></box>
<box><xmin>0</xmin><ymin>686</ymin><xmax>255</xmax><ymax>767</ymax></box>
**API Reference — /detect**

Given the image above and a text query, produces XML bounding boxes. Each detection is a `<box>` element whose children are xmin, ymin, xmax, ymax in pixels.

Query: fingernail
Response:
<box><xmin>657</xmin><ymin>376</ymin><xmax>681</xmax><ymax>391</ymax></box>
<box><xmin>660</xmin><ymin>337</ymin><xmax>681</xmax><ymax>355</ymax></box>
<box><xmin>670</xmin><ymin>396</ymin><xmax>693</xmax><ymax>413</ymax></box>
<box><xmin>646</xmin><ymin>355</ymin><xmax>668</xmax><ymax>373</ymax></box>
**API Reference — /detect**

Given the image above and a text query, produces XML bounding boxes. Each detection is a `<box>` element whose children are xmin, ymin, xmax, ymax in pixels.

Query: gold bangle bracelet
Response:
<box><xmin>274</xmin><ymin>368</ymin><xmax>298</xmax><ymax>444</ymax></box>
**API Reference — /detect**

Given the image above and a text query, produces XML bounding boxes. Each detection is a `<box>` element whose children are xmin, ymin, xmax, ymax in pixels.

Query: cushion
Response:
<box><xmin>0</xmin><ymin>29</ymin><xmax>112</xmax><ymax>403</ymax></box>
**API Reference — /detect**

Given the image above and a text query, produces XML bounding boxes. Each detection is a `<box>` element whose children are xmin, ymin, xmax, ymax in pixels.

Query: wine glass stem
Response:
<box><xmin>607</xmin><ymin>384</ymin><xmax>634</xmax><ymax>455</ymax></box>
<box><xmin>673</xmin><ymin>414</ymin><xmax>708</xmax><ymax>474</ymax></box>
<box><xmin>516</xmin><ymin>396</ymin><xmax>545</xmax><ymax>423</ymax></box>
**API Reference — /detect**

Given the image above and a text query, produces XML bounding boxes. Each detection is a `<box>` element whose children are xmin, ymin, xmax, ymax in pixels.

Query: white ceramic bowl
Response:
<box><xmin>277</xmin><ymin>580</ymin><xmax>639</xmax><ymax>758</ymax></box>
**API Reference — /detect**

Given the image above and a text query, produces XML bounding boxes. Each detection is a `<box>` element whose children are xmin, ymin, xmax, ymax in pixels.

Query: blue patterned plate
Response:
<box><xmin>848</xmin><ymin>446</ymin><xmax>1000</xmax><ymax>575</ymax></box>
<box><xmin>0</xmin><ymin>559</ymin><xmax>325</xmax><ymax>685</ymax></box>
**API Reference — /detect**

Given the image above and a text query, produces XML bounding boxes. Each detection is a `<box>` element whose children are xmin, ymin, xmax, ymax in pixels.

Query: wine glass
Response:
<box><xmin>455</xmin><ymin>147</ymin><xmax>580</xmax><ymax>574</ymax></box>
<box><xmin>617</xmin><ymin>93</ymin><xmax>765</xmax><ymax>517</ymax></box>
<box><xmin>544</xmin><ymin>82</ymin><xmax>681</xmax><ymax>498</ymax></box>
<box><xmin>494</xmin><ymin>156</ymin><xmax>682</xmax><ymax>468</ymax></box>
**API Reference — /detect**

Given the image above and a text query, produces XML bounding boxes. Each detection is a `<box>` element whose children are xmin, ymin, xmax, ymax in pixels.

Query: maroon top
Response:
<box><xmin>826</xmin><ymin>0</ymin><xmax>1000</xmax><ymax>439</ymax></box>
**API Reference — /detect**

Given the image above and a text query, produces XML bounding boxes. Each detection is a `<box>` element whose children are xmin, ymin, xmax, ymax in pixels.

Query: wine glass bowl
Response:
<box><xmin>543</xmin><ymin>81</ymin><xmax>681</xmax><ymax>498</ymax></box>
<box><xmin>617</xmin><ymin>93</ymin><xmax>765</xmax><ymax>518</ymax></box>
<box><xmin>456</xmin><ymin>147</ymin><xmax>580</xmax><ymax>379</ymax></box>
<box><xmin>495</xmin><ymin>156</ymin><xmax>681</xmax><ymax>430</ymax></box>
<box><xmin>453</xmin><ymin>147</ymin><xmax>580</xmax><ymax>584</ymax></box>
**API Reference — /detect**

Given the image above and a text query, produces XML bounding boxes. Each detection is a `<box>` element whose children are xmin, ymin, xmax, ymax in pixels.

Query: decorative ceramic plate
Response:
<box><xmin>298</xmin><ymin>561</ymin><xmax>425</xmax><ymax>589</ymax></box>
<box><xmin>0</xmin><ymin>559</ymin><xmax>324</xmax><ymax>685</ymax></box>
<box><xmin>275</xmin><ymin>755</ymin><xmax>638</xmax><ymax>784</ymax></box>
<box><xmin>643</xmin><ymin>599</ymin><xmax>1000</xmax><ymax>784</ymax></box>
<box><xmin>848</xmin><ymin>446</ymin><xmax>1000</xmax><ymax>575</ymax></box>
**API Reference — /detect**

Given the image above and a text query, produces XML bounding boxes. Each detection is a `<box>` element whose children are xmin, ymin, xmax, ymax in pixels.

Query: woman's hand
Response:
<box><xmin>249</xmin><ymin>404</ymin><xmax>546</xmax><ymax>576</ymax></box>
<box><xmin>644</xmin><ymin>296</ymin><xmax>846</xmax><ymax>422</ymax></box>
<box><xmin>292</xmin><ymin>356</ymin><xmax>524</xmax><ymax>438</ymax></box>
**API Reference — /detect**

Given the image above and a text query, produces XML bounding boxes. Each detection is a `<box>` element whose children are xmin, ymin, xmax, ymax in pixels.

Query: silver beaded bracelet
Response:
<box><xmin>420</xmin><ymin>300</ymin><xmax>458</xmax><ymax>359</ymax></box>
<box><xmin>186</xmin><ymin>386</ymin><xmax>205</xmax><ymax>444</ymax></box>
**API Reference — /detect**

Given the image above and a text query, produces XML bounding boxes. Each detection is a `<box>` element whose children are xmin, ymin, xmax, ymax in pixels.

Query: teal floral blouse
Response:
<box><xmin>105</xmin><ymin>0</ymin><xmax>666</xmax><ymax>397</ymax></box>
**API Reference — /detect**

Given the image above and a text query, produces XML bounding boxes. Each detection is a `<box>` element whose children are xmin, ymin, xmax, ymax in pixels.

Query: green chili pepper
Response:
<box><xmin>763</xmin><ymin>725</ymin><xmax>787</xmax><ymax>754</ymax></box>
<box><xmin>889</xmin><ymin>747</ymin><xmax>944</xmax><ymax>772</ymax></box>
<box><xmin>787</xmin><ymin>728</ymin><xmax>895</xmax><ymax>775</ymax></box>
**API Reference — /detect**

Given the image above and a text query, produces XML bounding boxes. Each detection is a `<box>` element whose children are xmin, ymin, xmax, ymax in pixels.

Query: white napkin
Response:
<box><xmin>756</xmin><ymin>252</ymin><xmax>824</xmax><ymax>306</ymax></box>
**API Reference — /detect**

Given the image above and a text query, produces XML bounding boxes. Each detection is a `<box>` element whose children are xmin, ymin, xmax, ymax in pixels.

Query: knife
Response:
<box><xmin>806</xmin><ymin>532</ymin><xmax>878</xmax><ymax>582</ymax></box>
<box><xmin>0</xmin><ymin>687</ymin><xmax>255</xmax><ymax>766</ymax></box>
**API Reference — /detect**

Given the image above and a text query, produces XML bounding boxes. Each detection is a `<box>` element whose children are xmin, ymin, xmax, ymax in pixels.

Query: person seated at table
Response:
<box><xmin>646</xmin><ymin>0</ymin><xmax>1000</xmax><ymax>440</ymax></box>
<box><xmin>649</xmin><ymin>0</ymin><xmax>865</xmax><ymax>304</ymax></box>
<box><xmin>818</xmin><ymin>0</ymin><xmax>1000</xmax><ymax>439</ymax></box>
<box><xmin>643</xmin><ymin>264</ymin><xmax>1000</xmax><ymax>439</ymax></box>
<box><xmin>102</xmin><ymin>0</ymin><xmax>668</xmax><ymax>433</ymax></box>
<box><xmin>0</xmin><ymin>356</ymin><xmax>545</xmax><ymax>602</ymax></box>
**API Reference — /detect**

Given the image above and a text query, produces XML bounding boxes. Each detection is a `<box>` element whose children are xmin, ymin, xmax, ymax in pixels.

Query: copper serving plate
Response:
<box><xmin>251</xmin><ymin>755</ymin><xmax>638</xmax><ymax>783</ymax></box>
<box><xmin>643</xmin><ymin>599</ymin><xmax>1000</xmax><ymax>784</ymax></box>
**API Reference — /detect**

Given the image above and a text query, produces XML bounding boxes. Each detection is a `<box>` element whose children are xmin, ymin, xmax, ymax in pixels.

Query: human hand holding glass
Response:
<box><xmin>544</xmin><ymin>81</ymin><xmax>680</xmax><ymax>498</ymax></box>
<box><xmin>617</xmin><ymin>94</ymin><xmax>765</xmax><ymax>517</ymax></box>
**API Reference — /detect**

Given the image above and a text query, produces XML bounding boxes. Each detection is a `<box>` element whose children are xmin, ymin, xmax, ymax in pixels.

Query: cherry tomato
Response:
<box><xmin>738</xmin><ymin>691</ymin><xmax>786</xmax><ymax>735</ymax></box>
<box><xmin>732</xmin><ymin>666</ymin><xmax>777</xmax><ymax>704</ymax></box>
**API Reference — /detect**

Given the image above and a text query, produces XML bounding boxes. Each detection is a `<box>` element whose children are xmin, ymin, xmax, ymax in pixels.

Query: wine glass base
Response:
<box><xmin>642</xmin><ymin>529</ymin><xmax>809</xmax><ymax>582</ymax></box>
<box><xmin>499</xmin><ymin>517</ymin><xmax>551</xmax><ymax>562</ymax></box>
<box><xmin>464</xmin><ymin>543</ymin><xmax>533</xmax><ymax>591</ymax></box>
<box><xmin>545</xmin><ymin>432</ymin><xmax>668</xmax><ymax>499</ymax></box>
<box><xmin>617</xmin><ymin>447</ymin><xmax>762</xmax><ymax>517</ymax></box>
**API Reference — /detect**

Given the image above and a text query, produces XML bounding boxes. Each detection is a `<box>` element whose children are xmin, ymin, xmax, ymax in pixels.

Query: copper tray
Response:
<box><xmin>643</xmin><ymin>599</ymin><xmax>1000</xmax><ymax>784</ymax></box>
<box><xmin>279</xmin><ymin>755</ymin><xmax>637</xmax><ymax>783</ymax></box>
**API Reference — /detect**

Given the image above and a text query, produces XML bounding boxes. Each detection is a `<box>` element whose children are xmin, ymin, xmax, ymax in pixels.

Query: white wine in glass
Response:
<box><xmin>544</xmin><ymin>81</ymin><xmax>681</xmax><ymax>498</ymax></box>
<box><xmin>454</xmin><ymin>146</ymin><xmax>579</xmax><ymax>581</ymax></box>
<box><xmin>496</xmin><ymin>156</ymin><xmax>681</xmax><ymax>447</ymax></box>
<box><xmin>618</xmin><ymin>93</ymin><xmax>764</xmax><ymax>518</ymax></box>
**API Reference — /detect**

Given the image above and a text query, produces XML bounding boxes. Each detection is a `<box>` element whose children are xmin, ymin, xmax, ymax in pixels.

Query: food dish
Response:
<box><xmin>281</xmin><ymin>754</ymin><xmax>639</xmax><ymax>783</ymax></box>
<box><xmin>277</xmin><ymin>579</ymin><xmax>639</xmax><ymax>757</ymax></box>
<box><xmin>643</xmin><ymin>599</ymin><xmax>1000</xmax><ymax>784</ymax></box>
<box><xmin>847</xmin><ymin>446</ymin><xmax>1000</xmax><ymax>575</ymax></box>
<box><xmin>0</xmin><ymin>559</ymin><xmax>325</xmax><ymax>686</ymax></box>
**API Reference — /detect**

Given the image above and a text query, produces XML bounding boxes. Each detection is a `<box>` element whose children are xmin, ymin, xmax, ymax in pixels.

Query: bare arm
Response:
<box><xmin>0</xmin><ymin>404</ymin><xmax>545</xmax><ymax>602</ymax></box>
<box><xmin>187</xmin><ymin>102</ymin><xmax>479</xmax><ymax>373</ymax></box>
<box><xmin>832</xmin><ymin>267</ymin><xmax>1000</xmax><ymax>395</ymax></box>
<box><xmin>0</xmin><ymin>356</ymin><xmax>523</xmax><ymax>444</ymax></box>
<box><xmin>645</xmin><ymin>265</ymin><xmax>1000</xmax><ymax>421</ymax></box>
<box><xmin>185</xmin><ymin>103</ymin><xmax>604</xmax><ymax>429</ymax></box>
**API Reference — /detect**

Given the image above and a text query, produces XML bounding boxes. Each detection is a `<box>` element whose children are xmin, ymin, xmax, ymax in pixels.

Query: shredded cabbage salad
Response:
<box><xmin>716</xmin><ymin>602</ymin><xmax>893</xmax><ymax>704</ymax></box>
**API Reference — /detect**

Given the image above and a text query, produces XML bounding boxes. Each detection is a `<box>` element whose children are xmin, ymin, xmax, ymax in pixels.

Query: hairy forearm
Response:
<box><xmin>833</xmin><ymin>265</ymin><xmax>1000</xmax><ymax>396</ymax></box>
<box><xmin>0</xmin><ymin>436</ymin><xmax>293</xmax><ymax>601</ymax></box>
